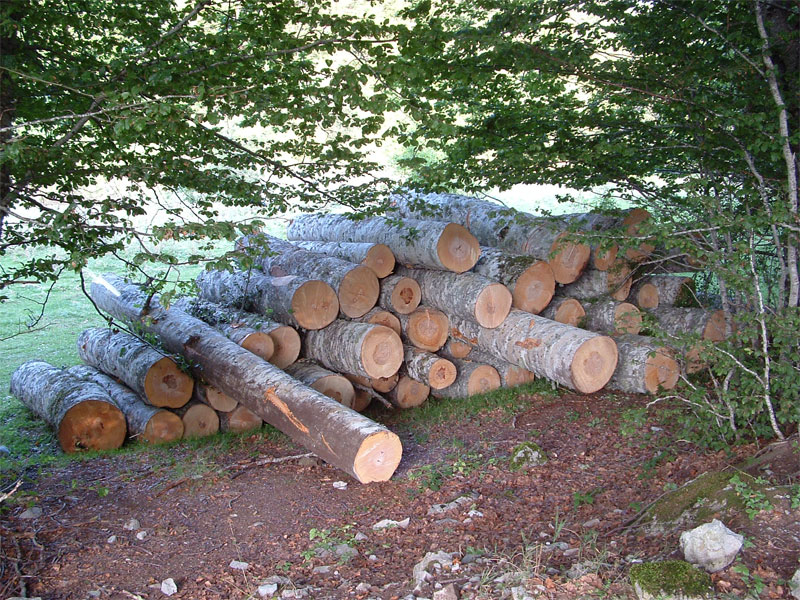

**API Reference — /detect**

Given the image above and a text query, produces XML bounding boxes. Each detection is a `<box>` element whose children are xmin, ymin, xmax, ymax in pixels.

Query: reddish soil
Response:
<box><xmin>1</xmin><ymin>391</ymin><xmax>798</xmax><ymax>599</ymax></box>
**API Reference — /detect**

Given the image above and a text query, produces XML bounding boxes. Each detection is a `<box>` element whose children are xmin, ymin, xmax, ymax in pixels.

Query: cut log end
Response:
<box><xmin>554</xmin><ymin>298</ymin><xmax>586</xmax><ymax>327</ymax></box>
<box><xmin>407</xmin><ymin>307</ymin><xmax>449</xmax><ymax>352</ymax></box>
<box><xmin>390</xmin><ymin>376</ymin><xmax>430</xmax><ymax>409</ymax></box>
<box><xmin>608</xmin><ymin>261</ymin><xmax>633</xmax><ymax>301</ymax></box>
<box><xmin>364</xmin><ymin>244</ymin><xmax>395</xmax><ymax>278</ymax></box>
<box><xmin>622</xmin><ymin>208</ymin><xmax>655</xmax><ymax>261</ymax></box>
<box><xmin>614</xmin><ymin>303</ymin><xmax>643</xmax><ymax>335</ymax></box>
<box><xmin>593</xmin><ymin>244</ymin><xmax>619</xmax><ymax>271</ymax></box>
<box><xmin>644</xmin><ymin>350</ymin><xmax>680</xmax><ymax>393</ymax></box>
<box><xmin>467</xmin><ymin>364</ymin><xmax>502</xmax><ymax>396</ymax></box>
<box><xmin>370</xmin><ymin>373</ymin><xmax>399</xmax><ymax>394</ymax></box>
<box><xmin>339</xmin><ymin>266</ymin><xmax>380</xmax><ymax>318</ymax></box>
<box><xmin>309</xmin><ymin>375</ymin><xmax>355</xmax><ymax>408</ymax></box>
<box><xmin>475</xmin><ymin>283</ymin><xmax>513</xmax><ymax>328</ymax></box>
<box><xmin>513</xmin><ymin>261</ymin><xmax>556</xmax><ymax>314</ymax></box>
<box><xmin>143</xmin><ymin>357</ymin><xmax>194</xmax><ymax>409</ymax></box>
<box><xmin>202</xmin><ymin>385</ymin><xmax>238</xmax><ymax>412</ymax></box>
<box><xmin>353</xmin><ymin>430</ymin><xmax>403</xmax><ymax>483</ymax></box>
<box><xmin>267</xmin><ymin>326</ymin><xmax>301</xmax><ymax>369</ymax></box>
<box><xmin>360</xmin><ymin>326</ymin><xmax>404</xmax><ymax>378</ymax></box>
<box><xmin>59</xmin><ymin>400</ymin><xmax>127</xmax><ymax>453</ymax></box>
<box><xmin>505</xmin><ymin>366</ymin><xmax>536</xmax><ymax>388</ymax></box>
<box><xmin>704</xmin><ymin>310</ymin><xmax>728</xmax><ymax>341</ymax></box>
<box><xmin>549</xmin><ymin>233</ymin><xmax>591</xmax><ymax>284</ymax></box>
<box><xmin>635</xmin><ymin>282</ymin><xmax>659</xmax><ymax>309</ymax></box>
<box><xmin>351</xmin><ymin>389</ymin><xmax>372</xmax><ymax>413</ymax></box>
<box><xmin>292</xmin><ymin>280</ymin><xmax>339</xmax><ymax>330</ymax></box>
<box><xmin>570</xmin><ymin>336</ymin><xmax>619</xmax><ymax>394</ymax></box>
<box><xmin>142</xmin><ymin>411</ymin><xmax>185</xmax><ymax>444</ymax></box>
<box><xmin>429</xmin><ymin>358</ymin><xmax>458</xmax><ymax>390</ymax></box>
<box><xmin>436</xmin><ymin>223</ymin><xmax>481</xmax><ymax>273</ymax></box>
<box><xmin>220</xmin><ymin>405</ymin><xmax>263</xmax><ymax>433</ymax></box>
<box><xmin>365</xmin><ymin>310</ymin><xmax>401</xmax><ymax>336</ymax></box>
<box><xmin>390</xmin><ymin>277</ymin><xmax>421</xmax><ymax>314</ymax></box>
<box><xmin>181</xmin><ymin>404</ymin><xmax>220</xmax><ymax>438</ymax></box>
<box><xmin>239</xmin><ymin>331</ymin><xmax>275</xmax><ymax>361</ymax></box>
<box><xmin>445</xmin><ymin>339</ymin><xmax>473</xmax><ymax>359</ymax></box>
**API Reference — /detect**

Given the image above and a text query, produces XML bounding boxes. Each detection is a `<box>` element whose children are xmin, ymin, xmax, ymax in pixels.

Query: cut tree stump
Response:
<box><xmin>473</xmin><ymin>247</ymin><xmax>555</xmax><ymax>314</ymax></box>
<box><xmin>396</xmin><ymin>306</ymin><xmax>450</xmax><ymax>352</ymax></box>
<box><xmin>606</xmin><ymin>335</ymin><xmax>680</xmax><ymax>394</ymax></box>
<box><xmin>448</xmin><ymin>310</ymin><xmax>618</xmax><ymax>393</ymax></box>
<box><xmin>292</xmin><ymin>240</ymin><xmax>395</xmax><ymax>278</ymax></box>
<box><xmin>396</xmin><ymin>266</ymin><xmax>512</xmax><ymax>329</ymax></box>
<box><xmin>287</xmin><ymin>213</ymin><xmax>481</xmax><ymax>273</ymax></box>
<box><xmin>387</xmin><ymin>376</ymin><xmax>430</xmax><ymax>409</ymax></box>
<box><xmin>219</xmin><ymin>404</ymin><xmax>263</xmax><ymax>433</ymax></box>
<box><xmin>90</xmin><ymin>274</ymin><xmax>403</xmax><ymax>483</ymax></box>
<box><xmin>77</xmin><ymin>328</ymin><xmax>193</xmax><ymax>409</ymax></box>
<box><xmin>67</xmin><ymin>365</ymin><xmax>184</xmax><ymax>444</ymax></box>
<box><xmin>631</xmin><ymin>275</ymin><xmax>698</xmax><ymax>309</ymax></box>
<box><xmin>10</xmin><ymin>361</ymin><xmax>126</xmax><ymax>452</ymax></box>
<box><xmin>431</xmin><ymin>358</ymin><xmax>501</xmax><ymax>398</ymax></box>
<box><xmin>195</xmin><ymin>269</ymin><xmax>339</xmax><ymax>330</ymax></box>
<box><xmin>303</xmin><ymin>320</ymin><xmax>404</xmax><ymax>379</ymax></box>
<box><xmin>352</xmin><ymin>307</ymin><xmax>402</xmax><ymax>336</ymax></box>
<box><xmin>174</xmin><ymin>401</ymin><xmax>219</xmax><ymax>438</ymax></box>
<box><xmin>176</xmin><ymin>298</ymin><xmax>301</xmax><ymax>368</ymax></box>
<box><xmin>582</xmin><ymin>300</ymin><xmax>642</xmax><ymax>335</ymax></box>
<box><xmin>378</xmin><ymin>275</ymin><xmax>421</xmax><ymax>315</ymax></box>
<box><xmin>540</xmin><ymin>297</ymin><xmax>586</xmax><ymax>327</ymax></box>
<box><xmin>557</xmin><ymin>260</ymin><xmax>633</xmax><ymax>302</ymax></box>
<box><xmin>441</xmin><ymin>348</ymin><xmax>535</xmax><ymax>389</ymax></box>
<box><xmin>283</xmin><ymin>360</ymin><xmax>355</xmax><ymax>408</ymax></box>
<box><xmin>193</xmin><ymin>383</ymin><xmax>238</xmax><ymax>412</ymax></box>
<box><xmin>403</xmin><ymin>346</ymin><xmax>457</xmax><ymax>390</ymax></box>
<box><xmin>239</xmin><ymin>234</ymin><xmax>379</xmax><ymax>318</ymax></box>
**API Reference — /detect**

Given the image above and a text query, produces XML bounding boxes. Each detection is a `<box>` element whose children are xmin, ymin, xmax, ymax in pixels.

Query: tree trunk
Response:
<box><xmin>387</xmin><ymin>376</ymin><xmax>430</xmax><ymax>408</ymax></box>
<box><xmin>378</xmin><ymin>274</ymin><xmax>421</xmax><ymax>315</ymax></box>
<box><xmin>391</xmin><ymin>191</ymin><xmax>591</xmax><ymax>284</ymax></box>
<box><xmin>396</xmin><ymin>306</ymin><xmax>450</xmax><ymax>352</ymax></box>
<box><xmin>473</xmin><ymin>247</ymin><xmax>555</xmax><ymax>314</ymax></box>
<box><xmin>631</xmin><ymin>275</ymin><xmax>698</xmax><ymax>309</ymax></box>
<box><xmin>76</xmin><ymin>327</ymin><xmax>193</xmax><ymax>409</ymax></box>
<box><xmin>441</xmin><ymin>348</ymin><xmax>535</xmax><ymax>389</ymax></box>
<box><xmin>396</xmin><ymin>266</ymin><xmax>512</xmax><ymax>328</ymax></box>
<box><xmin>193</xmin><ymin>383</ymin><xmax>238</xmax><ymax>412</ymax></box>
<box><xmin>403</xmin><ymin>346</ymin><xmax>457</xmax><ymax>390</ymax></box>
<box><xmin>219</xmin><ymin>404</ymin><xmax>263</xmax><ymax>433</ymax></box>
<box><xmin>582</xmin><ymin>300</ymin><xmax>642</xmax><ymax>335</ymax></box>
<box><xmin>292</xmin><ymin>240</ymin><xmax>396</xmax><ymax>278</ymax></box>
<box><xmin>352</xmin><ymin>307</ymin><xmax>401</xmax><ymax>336</ymax></box>
<box><xmin>605</xmin><ymin>335</ymin><xmax>680</xmax><ymax>394</ymax></box>
<box><xmin>647</xmin><ymin>306</ymin><xmax>728</xmax><ymax>340</ymax></box>
<box><xmin>195</xmin><ymin>269</ymin><xmax>339</xmax><ymax>331</ymax></box>
<box><xmin>173</xmin><ymin>401</ymin><xmax>219</xmax><ymax>438</ymax></box>
<box><xmin>431</xmin><ymin>358</ymin><xmax>501</xmax><ymax>398</ymax></box>
<box><xmin>90</xmin><ymin>274</ymin><xmax>403</xmax><ymax>483</ymax></box>
<box><xmin>284</xmin><ymin>360</ymin><xmax>355</xmax><ymax>408</ymax></box>
<box><xmin>303</xmin><ymin>320</ymin><xmax>403</xmax><ymax>379</ymax></box>
<box><xmin>540</xmin><ymin>297</ymin><xmax>586</xmax><ymax>327</ymax></box>
<box><xmin>176</xmin><ymin>298</ymin><xmax>300</xmax><ymax>368</ymax></box>
<box><xmin>557</xmin><ymin>260</ymin><xmax>633</xmax><ymax>301</ymax></box>
<box><xmin>10</xmin><ymin>361</ymin><xmax>127</xmax><ymax>453</ymax></box>
<box><xmin>448</xmin><ymin>310</ymin><xmax>618</xmax><ymax>393</ymax></box>
<box><xmin>67</xmin><ymin>365</ymin><xmax>183</xmax><ymax>444</ymax></box>
<box><xmin>287</xmin><ymin>213</ymin><xmax>481</xmax><ymax>273</ymax></box>
<box><xmin>239</xmin><ymin>234</ymin><xmax>379</xmax><ymax>319</ymax></box>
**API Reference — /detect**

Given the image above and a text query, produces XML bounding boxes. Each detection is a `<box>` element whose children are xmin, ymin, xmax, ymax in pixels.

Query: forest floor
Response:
<box><xmin>1</xmin><ymin>388</ymin><xmax>798</xmax><ymax>600</ymax></box>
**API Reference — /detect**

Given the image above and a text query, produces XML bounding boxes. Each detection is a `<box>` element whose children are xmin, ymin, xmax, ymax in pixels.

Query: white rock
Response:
<box><xmin>355</xmin><ymin>582</ymin><xmax>371</xmax><ymax>593</ymax></box>
<box><xmin>333</xmin><ymin>481</ymin><xmax>348</xmax><ymax>490</ymax></box>
<box><xmin>19</xmin><ymin>507</ymin><xmax>42</xmax><ymax>519</ymax></box>
<box><xmin>433</xmin><ymin>583</ymin><xmax>459</xmax><ymax>600</ymax></box>
<box><xmin>355</xmin><ymin>532</ymin><xmax>368</xmax><ymax>541</ymax></box>
<box><xmin>680</xmin><ymin>519</ymin><xmax>743</xmax><ymax>572</ymax></box>
<box><xmin>136</xmin><ymin>531</ymin><xmax>147</xmax><ymax>540</ymax></box>
<box><xmin>263</xmin><ymin>575</ymin><xmax>291</xmax><ymax>586</ymax></box>
<box><xmin>161</xmin><ymin>578</ymin><xmax>178</xmax><ymax>596</ymax></box>
<box><xmin>258</xmin><ymin>582</ymin><xmax>279</xmax><ymax>597</ymax></box>
<box><xmin>511</xmin><ymin>586</ymin><xmax>535</xmax><ymax>600</ymax></box>
<box><xmin>230</xmin><ymin>560</ymin><xmax>249</xmax><ymax>571</ymax></box>
<box><xmin>123</xmin><ymin>518</ymin><xmax>140</xmax><ymax>530</ymax></box>
<box><xmin>369</xmin><ymin>554</ymin><xmax>378</xmax><ymax>561</ymax></box>
<box><xmin>790</xmin><ymin>568</ymin><xmax>800</xmax><ymax>600</ymax></box>
<box><xmin>372</xmin><ymin>517</ymin><xmax>410</xmax><ymax>530</ymax></box>
<box><xmin>107</xmin><ymin>535</ymin><xmax>117</xmax><ymax>544</ymax></box>
<box><xmin>427</xmin><ymin>495</ymin><xmax>474</xmax><ymax>516</ymax></box>
<box><xmin>467</xmin><ymin>510</ymin><xmax>483</xmax><ymax>518</ymax></box>
<box><xmin>413</xmin><ymin>551</ymin><xmax>454</xmax><ymax>587</ymax></box>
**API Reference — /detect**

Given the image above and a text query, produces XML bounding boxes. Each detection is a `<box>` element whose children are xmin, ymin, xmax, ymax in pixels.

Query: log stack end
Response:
<box><xmin>437</xmin><ymin>223</ymin><xmax>481</xmax><ymax>272</ymax></box>
<box><xmin>353</xmin><ymin>430</ymin><xmax>403</xmax><ymax>483</ymax></box>
<box><xmin>143</xmin><ymin>356</ymin><xmax>194</xmax><ymax>409</ymax></box>
<box><xmin>291</xmin><ymin>279</ymin><xmax>340</xmax><ymax>329</ymax></box>
<box><xmin>548</xmin><ymin>232</ymin><xmax>591</xmax><ymax>284</ymax></box>
<box><xmin>60</xmin><ymin>400</ymin><xmax>128</xmax><ymax>453</ymax></box>
<box><xmin>338</xmin><ymin>265</ymin><xmax>380</xmax><ymax>318</ymax></box>
<box><xmin>571</xmin><ymin>336</ymin><xmax>619</xmax><ymax>394</ymax></box>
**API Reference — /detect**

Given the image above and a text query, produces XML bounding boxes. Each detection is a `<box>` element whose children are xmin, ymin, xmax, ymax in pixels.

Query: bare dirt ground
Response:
<box><xmin>2</xmin><ymin>390</ymin><xmax>798</xmax><ymax>600</ymax></box>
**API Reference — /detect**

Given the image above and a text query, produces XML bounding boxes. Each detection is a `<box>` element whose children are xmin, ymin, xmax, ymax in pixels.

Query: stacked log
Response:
<box><xmin>472</xmin><ymin>247</ymin><xmax>555</xmax><ymax>314</ymax></box>
<box><xmin>631</xmin><ymin>275</ymin><xmax>699</xmax><ymax>309</ymax></box>
<box><xmin>292</xmin><ymin>241</ymin><xmax>395</xmax><ymax>278</ymax></box>
<box><xmin>541</xmin><ymin>297</ymin><xmax>585</xmax><ymax>327</ymax></box>
<box><xmin>378</xmin><ymin>275</ymin><xmax>421</xmax><ymax>314</ymax></box>
<box><xmin>582</xmin><ymin>300</ymin><xmax>642</xmax><ymax>335</ymax></box>
<box><xmin>284</xmin><ymin>361</ymin><xmax>356</xmax><ymax>408</ymax></box>
<box><xmin>175</xmin><ymin>401</ymin><xmax>220</xmax><ymax>438</ymax></box>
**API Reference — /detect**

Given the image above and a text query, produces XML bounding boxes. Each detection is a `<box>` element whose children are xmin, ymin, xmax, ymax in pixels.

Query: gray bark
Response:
<box><xmin>430</xmin><ymin>358</ymin><xmax>501</xmax><ymax>398</ymax></box>
<box><xmin>403</xmin><ymin>345</ymin><xmax>457</xmax><ymax>390</ymax></box>
<box><xmin>557</xmin><ymin>263</ymin><xmax>633</xmax><ymax>301</ymax></box>
<box><xmin>292</xmin><ymin>240</ymin><xmax>395</xmax><ymax>278</ymax></box>
<box><xmin>473</xmin><ymin>247</ymin><xmax>555</xmax><ymax>314</ymax></box>
<box><xmin>582</xmin><ymin>300</ymin><xmax>642</xmax><ymax>335</ymax></box>
<box><xmin>605</xmin><ymin>334</ymin><xmax>680</xmax><ymax>394</ymax></box>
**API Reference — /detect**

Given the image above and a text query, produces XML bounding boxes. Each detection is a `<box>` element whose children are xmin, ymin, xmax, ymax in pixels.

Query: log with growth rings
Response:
<box><xmin>396</xmin><ymin>306</ymin><xmax>450</xmax><ymax>352</ymax></box>
<box><xmin>292</xmin><ymin>240</ymin><xmax>395</xmax><ymax>278</ymax></box>
<box><xmin>431</xmin><ymin>358</ymin><xmax>501</xmax><ymax>398</ymax></box>
<box><xmin>403</xmin><ymin>346</ymin><xmax>457</xmax><ymax>390</ymax></box>
<box><xmin>378</xmin><ymin>275</ymin><xmax>421</xmax><ymax>315</ymax></box>
<box><xmin>605</xmin><ymin>335</ymin><xmax>680</xmax><ymax>394</ymax></box>
<box><xmin>473</xmin><ymin>247</ymin><xmax>555</xmax><ymax>314</ymax></box>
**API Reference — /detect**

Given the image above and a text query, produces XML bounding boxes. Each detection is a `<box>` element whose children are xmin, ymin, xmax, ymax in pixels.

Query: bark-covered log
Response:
<box><xmin>473</xmin><ymin>247</ymin><xmax>555</xmax><ymax>314</ymax></box>
<box><xmin>352</xmin><ymin>307</ymin><xmax>401</xmax><ymax>336</ymax></box>
<box><xmin>283</xmin><ymin>360</ymin><xmax>355</xmax><ymax>408</ymax></box>
<box><xmin>403</xmin><ymin>346</ymin><xmax>457</xmax><ymax>390</ymax></box>
<box><xmin>605</xmin><ymin>335</ymin><xmax>680</xmax><ymax>394</ymax></box>
<box><xmin>303</xmin><ymin>321</ymin><xmax>403</xmax><ymax>379</ymax></box>
<box><xmin>193</xmin><ymin>382</ymin><xmax>238</xmax><ymax>412</ymax></box>
<box><xmin>441</xmin><ymin>348</ymin><xmax>535</xmax><ymax>389</ymax></box>
<box><xmin>448</xmin><ymin>310</ymin><xmax>618</xmax><ymax>393</ymax></box>
<box><xmin>396</xmin><ymin>266</ymin><xmax>512</xmax><ymax>329</ymax></box>
<box><xmin>387</xmin><ymin>376</ymin><xmax>430</xmax><ymax>409</ymax></box>
<box><xmin>582</xmin><ymin>300</ymin><xmax>642</xmax><ymax>335</ymax></box>
<box><xmin>174</xmin><ymin>401</ymin><xmax>219</xmax><ymax>438</ymax></box>
<box><xmin>287</xmin><ymin>213</ymin><xmax>481</xmax><ymax>273</ymax></box>
<box><xmin>557</xmin><ymin>260</ymin><xmax>633</xmax><ymax>302</ymax></box>
<box><xmin>239</xmin><ymin>234</ymin><xmax>379</xmax><ymax>318</ymax></box>
<box><xmin>67</xmin><ymin>365</ymin><xmax>183</xmax><ymax>444</ymax></box>
<box><xmin>431</xmin><ymin>358</ymin><xmax>501</xmax><ymax>398</ymax></box>
<box><xmin>292</xmin><ymin>241</ymin><xmax>396</xmax><ymax>278</ymax></box>
<box><xmin>219</xmin><ymin>404</ymin><xmax>263</xmax><ymax>433</ymax></box>
<box><xmin>90</xmin><ymin>274</ymin><xmax>403</xmax><ymax>483</ymax></box>
<box><xmin>10</xmin><ymin>361</ymin><xmax>127</xmax><ymax>452</ymax></box>
<box><xmin>396</xmin><ymin>306</ymin><xmax>450</xmax><ymax>352</ymax></box>
<box><xmin>631</xmin><ymin>275</ymin><xmax>698</xmax><ymax>309</ymax></box>
<box><xmin>195</xmin><ymin>269</ymin><xmax>338</xmax><ymax>330</ymax></box>
<box><xmin>647</xmin><ymin>306</ymin><xmax>728</xmax><ymax>340</ymax></box>
<box><xmin>378</xmin><ymin>275</ymin><xmax>421</xmax><ymax>315</ymax></box>
<box><xmin>176</xmin><ymin>298</ymin><xmax>301</xmax><ymax>368</ymax></box>
<box><xmin>77</xmin><ymin>328</ymin><xmax>193</xmax><ymax>409</ymax></box>
<box><xmin>540</xmin><ymin>297</ymin><xmax>586</xmax><ymax>327</ymax></box>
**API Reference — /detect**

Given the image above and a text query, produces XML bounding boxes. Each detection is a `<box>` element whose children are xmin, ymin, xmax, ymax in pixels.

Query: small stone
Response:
<box><xmin>582</xmin><ymin>518</ymin><xmax>600</xmax><ymax>528</ymax></box>
<box><xmin>355</xmin><ymin>532</ymin><xmax>368</xmax><ymax>541</ymax></box>
<box><xmin>433</xmin><ymin>583</ymin><xmax>459</xmax><ymax>600</ymax></box>
<box><xmin>298</xmin><ymin>456</ymin><xmax>320</xmax><ymax>468</ymax></box>
<box><xmin>161</xmin><ymin>578</ymin><xmax>178</xmax><ymax>596</ymax></box>
<box><xmin>263</xmin><ymin>576</ymin><xmax>291</xmax><ymax>586</ymax></box>
<box><xmin>372</xmin><ymin>517</ymin><xmax>410</xmax><ymax>530</ymax></box>
<box><xmin>467</xmin><ymin>510</ymin><xmax>483</xmax><ymax>518</ymax></box>
<box><xmin>508</xmin><ymin>441</ymin><xmax>548</xmax><ymax>471</ymax></box>
<box><xmin>107</xmin><ymin>535</ymin><xmax>117</xmax><ymax>544</ymax></box>
<box><xmin>510</xmin><ymin>586</ymin><xmax>535</xmax><ymax>600</ymax></box>
<box><xmin>123</xmin><ymin>518</ymin><xmax>140</xmax><ymax>531</ymax></box>
<box><xmin>355</xmin><ymin>582</ymin><xmax>371</xmax><ymax>593</ymax></box>
<box><xmin>369</xmin><ymin>554</ymin><xmax>378</xmax><ymax>562</ymax></box>
<box><xmin>333</xmin><ymin>481</ymin><xmax>348</xmax><ymax>490</ymax></box>
<box><xmin>463</xmin><ymin>518</ymin><xmax>473</xmax><ymax>524</ymax></box>
<box><xmin>258</xmin><ymin>582</ymin><xmax>279</xmax><ymax>597</ymax></box>
<box><xmin>461</xmin><ymin>553</ymin><xmax>478</xmax><ymax>565</ymax></box>
<box><xmin>20</xmin><ymin>506</ymin><xmax>42</xmax><ymax>519</ymax></box>
<box><xmin>333</xmin><ymin>543</ymin><xmax>358</xmax><ymax>561</ymax></box>
<box><xmin>313</xmin><ymin>565</ymin><xmax>331</xmax><ymax>574</ymax></box>
<box><xmin>0</xmin><ymin>445</ymin><xmax>10</xmax><ymax>455</ymax></box>
<box><xmin>88</xmin><ymin>591</ymin><xmax>101</xmax><ymax>598</ymax></box>
<box><xmin>563</xmin><ymin>548</ymin><xmax>580</xmax><ymax>557</ymax></box>
<box><xmin>230</xmin><ymin>560</ymin><xmax>249</xmax><ymax>571</ymax></box>
<box><xmin>790</xmin><ymin>569</ymin><xmax>800</xmax><ymax>600</ymax></box>
<box><xmin>679</xmin><ymin>519</ymin><xmax>743</xmax><ymax>572</ymax></box>
<box><xmin>427</xmin><ymin>495</ymin><xmax>475</xmax><ymax>516</ymax></box>
<box><xmin>136</xmin><ymin>531</ymin><xmax>147</xmax><ymax>540</ymax></box>
<box><xmin>566</xmin><ymin>561</ymin><xmax>598</xmax><ymax>579</ymax></box>
<box><xmin>413</xmin><ymin>551</ymin><xmax>454</xmax><ymax>587</ymax></box>
<box><xmin>435</xmin><ymin>518</ymin><xmax>460</xmax><ymax>526</ymax></box>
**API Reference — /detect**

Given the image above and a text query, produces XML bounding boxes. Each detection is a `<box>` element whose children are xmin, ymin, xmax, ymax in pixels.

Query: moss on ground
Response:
<box><xmin>646</xmin><ymin>471</ymin><xmax>744</xmax><ymax>529</ymax></box>
<box><xmin>629</xmin><ymin>560</ymin><xmax>712</xmax><ymax>598</ymax></box>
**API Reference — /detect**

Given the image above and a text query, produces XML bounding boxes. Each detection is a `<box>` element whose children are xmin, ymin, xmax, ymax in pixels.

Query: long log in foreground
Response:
<box><xmin>473</xmin><ymin>247</ymin><xmax>555</xmax><ymax>314</ymax></box>
<box><xmin>67</xmin><ymin>365</ymin><xmax>184</xmax><ymax>444</ymax></box>
<box><xmin>10</xmin><ymin>361</ymin><xmax>127</xmax><ymax>452</ymax></box>
<box><xmin>287</xmin><ymin>213</ymin><xmax>481</xmax><ymax>273</ymax></box>
<box><xmin>449</xmin><ymin>310</ymin><xmax>618</xmax><ymax>393</ymax></box>
<box><xmin>606</xmin><ymin>335</ymin><xmax>680</xmax><ymax>394</ymax></box>
<box><xmin>77</xmin><ymin>328</ymin><xmax>193</xmax><ymax>408</ymax></box>
<box><xmin>292</xmin><ymin>240</ymin><xmax>395</xmax><ymax>278</ymax></box>
<box><xmin>91</xmin><ymin>274</ymin><xmax>403</xmax><ymax>483</ymax></box>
